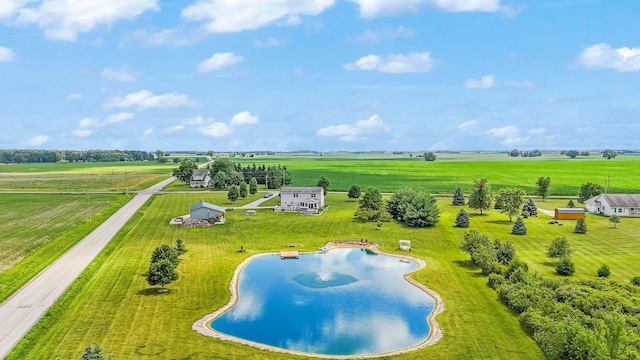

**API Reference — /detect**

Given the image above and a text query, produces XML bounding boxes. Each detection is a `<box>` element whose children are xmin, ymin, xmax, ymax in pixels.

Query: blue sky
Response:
<box><xmin>1</xmin><ymin>0</ymin><xmax>639</xmax><ymax>152</ymax></box>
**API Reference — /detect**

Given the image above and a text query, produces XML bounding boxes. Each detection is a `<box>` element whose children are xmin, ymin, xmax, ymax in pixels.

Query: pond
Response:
<box><xmin>205</xmin><ymin>248</ymin><xmax>437</xmax><ymax>357</ymax></box>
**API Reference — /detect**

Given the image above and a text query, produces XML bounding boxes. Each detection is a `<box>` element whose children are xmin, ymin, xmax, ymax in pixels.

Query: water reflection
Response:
<box><xmin>210</xmin><ymin>248</ymin><xmax>435</xmax><ymax>356</ymax></box>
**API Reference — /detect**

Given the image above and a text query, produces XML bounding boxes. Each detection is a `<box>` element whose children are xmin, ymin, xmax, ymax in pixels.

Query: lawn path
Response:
<box><xmin>0</xmin><ymin>177</ymin><xmax>175</xmax><ymax>359</ymax></box>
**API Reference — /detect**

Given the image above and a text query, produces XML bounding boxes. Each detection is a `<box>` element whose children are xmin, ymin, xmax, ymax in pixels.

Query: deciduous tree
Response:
<box><xmin>174</xmin><ymin>238</ymin><xmax>188</xmax><ymax>256</ymax></box>
<box><xmin>546</xmin><ymin>236</ymin><xmax>572</xmax><ymax>259</ymax></box>
<box><xmin>151</xmin><ymin>244</ymin><xmax>180</xmax><ymax>268</ymax></box>
<box><xmin>496</xmin><ymin>187</ymin><xmax>526</xmax><ymax>222</ymax></box>
<box><xmin>317</xmin><ymin>176</ymin><xmax>330</xmax><ymax>195</ymax></box>
<box><xmin>239</xmin><ymin>181</ymin><xmax>248</xmax><ymax>199</ymax></box>
<box><xmin>609</xmin><ymin>215</ymin><xmax>621</xmax><ymax>228</ymax></box>
<box><xmin>424</xmin><ymin>151</ymin><xmax>437</xmax><ymax>161</ymax></box>
<box><xmin>578</xmin><ymin>182</ymin><xmax>604</xmax><ymax>203</ymax></box>
<box><xmin>348</xmin><ymin>185</ymin><xmax>361</xmax><ymax>199</ymax></box>
<box><xmin>555</xmin><ymin>256</ymin><xmax>575</xmax><ymax>275</ymax></box>
<box><xmin>602</xmin><ymin>149</ymin><xmax>618</xmax><ymax>159</ymax></box>
<box><xmin>468</xmin><ymin>178</ymin><xmax>493</xmax><ymax>215</ymax></box>
<box><xmin>172</xmin><ymin>159</ymin><xmax>198</xmax><ymax>184</ymax></box>
<box><xmin>535</xmin><ymin>176</ymin><xmax>551</xmax><ymax>201</ymax></box>
<box><xmin>81</xmin><ymin>345</ymin><xmax>112</xmax><ymax>360</ymax></box>
<box><xmin>146</xmin><ymin>259</ymin><xmax>179</xmax><ymax>290</ymax></box>
<box><xmin>227</xmin><ymin>185</ymin><xmax>239</xmax><ymax>203</ymax></box>
<box><xmin>249</xmin><ymin>177</ymin><xmax>258</xmax><ymax>195</ymax></box>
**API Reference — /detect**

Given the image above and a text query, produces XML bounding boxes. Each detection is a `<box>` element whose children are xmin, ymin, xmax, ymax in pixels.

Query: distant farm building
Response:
<box><xmin>554</xmin><ymin>208</ymin><xmax>585</xmax><ymax>220</ymax></box>
<box><xmin>190</xmin><ymin>169</ymin><xmax>211</xmax><ymax>188</ymax></box>
<box><xmin>277</xmin><ymin>186</ymin><xmax>325</xmax><ymax>214</ymax></box>
<box><xmin>190</xmin><ymin>200</ymin><xmax>225</xmax><ymax>223</ymax></box>
<box><xmin>585</xmin><ymin>194</ymin><xmax>640</xmax><ymax>217</ymax></box>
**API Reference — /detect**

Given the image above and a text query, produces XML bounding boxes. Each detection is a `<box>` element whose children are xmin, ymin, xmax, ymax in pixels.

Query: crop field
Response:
<box><xmin>9</xmin><ymin>191</ymin><xmax>640</xmax><ymax>359</ymax></box>
<box><xmin>230</xmin><ymin>153</ymin><xmax>640</xmax><ymax>195</ymax></box>
<box><xmin>0</xmin><ymin>193</ymin><xmax>130</xmax><ymax>302</ymax></box>
<box><xmin>0</xmin><ymin>161</ymin><xmax>173</xmax><ymax>191</ymax></box>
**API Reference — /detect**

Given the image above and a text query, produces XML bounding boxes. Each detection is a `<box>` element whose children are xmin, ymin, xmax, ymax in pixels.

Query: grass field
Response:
<box><xmin>0</xmin><ymin>193</ymin><xmax>131</xmax><ymax>303</ymax></box>
<box><xmin>9</xmin><ymin>192</ymin><xmax>639</xmax><ymax>359</ymax></box>
<box><xmin>228</xmin><ymin>153</ymin><xmax>640</xmax><ymax>195</ymax></box>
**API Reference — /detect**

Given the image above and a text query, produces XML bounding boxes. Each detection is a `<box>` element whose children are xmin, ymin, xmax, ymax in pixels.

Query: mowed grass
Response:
<box><xmin>0</xmin><ymin>193</ymin><xmax>131</xmax><ymax>302</ymax></box>
<box><xmin>232</xmin><ymin>153</ymin><xmax>640</xmax><ymax>194</ymax></box>
<box><xmin>0</xmin><ymin>161</ymin><xmax>173</xmax><ymax>191</ymax></box>
<box><xmin>10</xmin><ymin>194</ymin><xmax>549</xmax><ymax>359</ymax></box>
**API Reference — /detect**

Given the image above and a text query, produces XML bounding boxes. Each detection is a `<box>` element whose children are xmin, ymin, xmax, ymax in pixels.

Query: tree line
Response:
<box><xmin>0</xmin><ymin>149</ymin><xmax>155</xmax><ymax>163</ymax></box>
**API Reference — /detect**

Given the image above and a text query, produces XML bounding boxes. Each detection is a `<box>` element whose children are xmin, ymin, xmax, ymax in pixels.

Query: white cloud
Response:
<box><xmin>104</xmin><ymin>112</ymin><xmax>134</xmax><ymax>124</ymax></box>
<box><xmin>163</xmin><ymin>125</ymin><xmax>184</xmax><ymax>134</ymax></box>
<box><xmin>254</xmin><ymin>36</ymin><xmax>286</xmax><ymax>48</ymax></box>
<box><xmin>486</xmin><ymin>125</ymin><xmax>518</xmax><ymax>138</ymax></box>
<box><xmin>465</xmin><ymin>75</ymin><xmax>495</xmax><ymax>89</ymax></box>
<box><xmin>103</xmin><ymin>89</ymin><xmax>190</xmax><ymax>110</ymax></box>
<box><xmin>197</xmin><ymin>52</ymin><xmax>244</xmax><ymax>73</ymax></box>
<box><xmin>66</xmin><ymin>93</ymin><xmax>82</xmax><ymax>100</ymax></box>
<box><xmin>181</xmin><ymin>0</ymin><xmax>335</xmax><ymax>33</ymax></box>
<box><xmin>181</xmin><ymin>116</ymin><xmax>206</xmax><ymax>126</ymax></box>
<box><xmin>344</xmin><ymin>52</ymin><xmax>435</xmax><ymax>73</ymax></box>
<box><xmin>143</xmin><ymin>128</ymin><xmax>153</xmax><ymax>136</ymax></box>
<box><xmin>25</xmin><ymin>135</ymin><xmax>48</xmax><ymax>146</ymax></box>
<box><xmin>101</xmin><ymin>66</ymin><xmax>136</xmax><ymax>82</ymax></box>
<box><xmin>16</xmin><ymin>0</ymin><xmax>159</xmax><ymax>41</ymax></box>
<box><xmin>78</xmin><ymin>117</ymin><xmax>100</xmax><ymax>129</ymax></box>
<box><xmin>316</xmin><ymin>114</ymin><xmax>391</xmax><ymax>142</ymax></box>
<box><xmin>347</xmin><ymin>26</ymin><xmax>414</xmax><ymax>44</ymax></box>
<box><xmin>0</xmin><ymin>0</ymin><xmax>27</xmax><ymax>19</ymax></box>
<box><xmin>0</xmin><ymin>46</ymin><xmax>15</xmax><ymax>62</ymax></box>
<box><xmin>349</xmin><ymin>0</ymin><xmax>502</xmax><ymax>18</ymax></box>
<box><xmin>502</xmin><ymin>137</ymin><xmax>529</xmax><ymax>145</ymax></box>
<box><xmin>198</xmin><ymin>122</ymin><xmax>233</xmax><ymax>138</ymax></box>
<box><xmin>72</xmin><ymin>129</ymin><xmax>93</xmax><ymax>137</ymax></box>
<box><xmin>458</xmin><ymin>120</ymin><xmax>477</xmax><ymax>130</ymax></box>
<box><xmin>133</xmin><ymin>28</ymin><xmax>205</xmax><ymax>47</ymax></box>
<box><xmin>230</xmin><ymin>111</ymin><xmax>259</xmax><ymax>125</ymax></box>
<box><xmin>576</xmin><ymin>43</ymin><xmax>640</xmax><ymax>72</ymax></box>
<box><xmin>528</xmin><ymin>127</ymin><xmax>545</xmax><ymax>135</ymax></box>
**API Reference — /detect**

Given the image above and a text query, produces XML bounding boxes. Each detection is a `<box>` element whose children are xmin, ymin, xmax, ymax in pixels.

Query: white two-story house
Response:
<box><xmin>279</xmin><ymin>186</ymin><xmax>325</xmax><ymax>212</ymax></box>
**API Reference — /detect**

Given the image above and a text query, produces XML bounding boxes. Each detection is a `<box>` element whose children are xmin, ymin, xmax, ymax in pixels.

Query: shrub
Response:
<box><xmin>487</xmin><ymin>273</ymin><xmax>505</xmax><ymax>289</ymax></box>
<box><xmin>556</xmin><ymin>256</ymin><xmax>575</xmax><ymax>276</ymax></box>
<box><xmin>597</xmin><ymin>264</ymin><xmax>611</xmax><ymax>278</ymax></box>
<box><xmin>512</xmin><ymin>217</ymin><xmax>527</xmax><ymax>235</ymax></box>
<box><xmin>631</xmin><ymin>277</ymin><xmax>640</xmax><ymax>286</ymax></box>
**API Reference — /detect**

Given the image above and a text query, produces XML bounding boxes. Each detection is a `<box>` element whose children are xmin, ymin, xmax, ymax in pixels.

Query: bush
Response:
<box><xmin>488</xmin><ymin>273</ymin><xmax>505</xmax><ymax>289</ymax></box>
<box><xmin>556</xmin><ymin>256</ymin><xmax>575</xmax><ymax>276</ymax></box>
<box><xmin>512</xmin><ymin>217</ymin><xmax>527</xmax><ymax>235</ymax></box>
<box><xmin>631</xmin><ymin>277</ymin><xmax>640</xmax><ymax>286</ymax></box>
<box><xmin>597</xmin><ymin>264</ymin><xmax>611</xmax><ymax>278</ymax></box>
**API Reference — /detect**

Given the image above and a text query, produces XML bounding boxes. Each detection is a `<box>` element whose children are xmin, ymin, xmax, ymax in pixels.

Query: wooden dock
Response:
<box><xmin>280</xmin><ymin>251</ymin><xmax>299</xmax><ymax>259</ymax></box>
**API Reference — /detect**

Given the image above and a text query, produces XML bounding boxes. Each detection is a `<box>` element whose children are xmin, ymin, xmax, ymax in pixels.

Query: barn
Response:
<box><xmin>554</xmin><ymin>208</ymin><xmax>585</xmax><ymax>220</ymax></box>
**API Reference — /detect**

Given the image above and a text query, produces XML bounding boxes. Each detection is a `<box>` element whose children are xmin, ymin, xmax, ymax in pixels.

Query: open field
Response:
<box><xmin>9</xmin><ymin>192</ymin><xmax>640</xmax><ymax>359</ymax></box>
<box><xmin>0</xmin><ymin>193</ymin><xmax>131</xmax><ymax>303</ymax></box>
<box><xmin>0</xmin><ymin>161</ymin><xmax>173</xmax><ymax>191</ymax></box>
<box><xmin>228</xmin><ymin>153</ymin><xmax>640</xmax><ymax>194</ymax></box>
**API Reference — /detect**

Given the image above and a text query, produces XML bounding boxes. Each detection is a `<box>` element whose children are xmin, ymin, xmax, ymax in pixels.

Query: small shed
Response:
<box><xmin>555</xmin><ymin>208</ymin><xmax>585</xmax><ymax>220</ymax></box>
<box><xmin>190</xmin><ymin>200</ymin><xmax>226</xmax><ymax>223</ymax></box>
<box><xmin>399</xmin><ymin>240</ymin><xmax>411</xmax><ymax>251</ymax></box>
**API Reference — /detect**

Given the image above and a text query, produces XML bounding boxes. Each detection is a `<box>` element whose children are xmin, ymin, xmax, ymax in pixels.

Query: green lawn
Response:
<box><xmin>0</xmin><ymin>193</ymin><xmax>131</xmax><ymax>302</ymax></box>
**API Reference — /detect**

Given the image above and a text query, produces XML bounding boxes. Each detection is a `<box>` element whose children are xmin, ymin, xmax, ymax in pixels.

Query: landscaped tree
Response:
<box><xmin>609</xmin><ymin>215</ymin><xmax>621</xmax><ymax>228</ymax></box>
<box><xmin>317</xmin><ymin>176</ymin><xmax>330</xmax><ymax>195</ymax></box>
<box><xmin>564</xmin><ymin>150</ymin><xmax>579</xmax><ymax>159</ymax></box>
<box><xmin>602</xmin><ymin>149</ymin><xmax>618</xmax><ymax>159</ymax></box>
<box><xmin>81</xmin><ymin>345</ymin><xmax>112</xmax><ymax>360</ymax></box>
<box><xmin>578</xmin><ymin>182</ymin><xmax>604</xmax><ymax>203</ymax></box>
<box><xmin>512</xmin><ymin>217</ymin><xmax>527</xmax><ymax>235</ymax></box>
<box><xmin>150</xmin><ymin>244</ymin><xmax>180</xmax><ymax>268</ymax></box>
<box><xmin>546</xmin><ymin>236</ymin><xmax>572</xmax><ymax>259</ymax></box>
<box><xmin>597</xmin><ymin>264</ymin><xmax>611</xmax><ymax>278</ymax></box>
<box><xmin>174</xmin><ymin>238</ymin><xmax>188</xmax><ymax>256</ymax></box>
<box><xmin>172</xmin><ymin>159</ymin><xmax>198</xmax><ymax>184</ymax></box>
<box><xmin>455</xmin><ymin>209</ymin><xmax>469</xmax><ymax>228</ymax></box>
<box><xmin>347</xmin><ymin>185</ymin><xmax>361</xmax><ymax>200</ymax></box>
<box><xmin>556</xmin><ymin>256</ymin><xmax>575</xmax><ymax>276</ymax></box>
<box><xmin>452</xmin><ymin>187</ymin><xmax>465</xmax><ymax>206</ymax></box>
<box><xmin>355</xmin><ymin>187</ymin><xmax>388</xmax><ymax>222</ymax></box>
<box><xmin>424</xmin><ymin>151</ymin><xmax>437</xmax><ymax>161</ymax></box>
<box><xmin>535</xmin><ymin>176</ymin><xmax>551</xmax><ymax>201</ymax></box>
<box><xmin>574</xmin><ymin>218</ymin><xmax>587</xmax><ymax>234</ymax></box>
<box><xmin>386</xmin><ymin>188</ymin><xmax>440</xmax><ymax>227</ymax></box>
<box><xmin>509</xmin><ymin>149</ymin><xmax>520</xmax><ymax>157</ymax></box>
<box><xmin>227</xmin><ymin>185</ymin><xmax>239</xmax><ymax>203</ymax></box>
<box><xmin>249</xmin><ymin>177</ymin><xmax>258</xmax><ymax>195</ymax></box>
<box><xmin>239</xmin><ymin>181</ymin><xmax>248</xmax><ymax>199</ymax></box>
<box><xmin>494</xmin><ymin>239</ymin><xmax>516</xmax><ymax>265</ymax></box>
<box><xmin>496</xmin><ymin>187</ymin><xmax>526</xmax><ymax>222</ymax></box>
<box><xmin>522</xmin><ymin>197</ymin><xmax>538</xmax><ymax>217</ymax></box>
<box><xmin>468</xmin><ymin>178</ymin><xmax>493</xmax><ymax>215</ymax></box>
<box><xmin>212</xmin><ymin>171</ymin><xmax>229</xmax><ymax>189</ymax></box>
<box><xmin>459</xmin><ymin>230</ymin><xmax>490</xmax><ymax>259</ymax></box>
<box><xmin>146</xmin><ymin>259</ymin><xmax>179</xmax><ymax>291</ymax></box>
<box><xmin>567</xmin><ymin>199</ymin><xmax>576</xmax><ymax>208</ymax></box>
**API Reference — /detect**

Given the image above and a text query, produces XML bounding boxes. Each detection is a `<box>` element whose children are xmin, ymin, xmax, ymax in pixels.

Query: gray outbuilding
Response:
<box><xmin>189</xmin><ymin>200</ymin><xmax>226</xmax><ymax>222</ymax></box>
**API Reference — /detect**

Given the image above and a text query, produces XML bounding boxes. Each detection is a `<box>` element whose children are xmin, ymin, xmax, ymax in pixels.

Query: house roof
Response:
<box><xmin>587</xmin><ymin>194</ymin><xmax>640</xmax><ymax>208</ymax></box>
<box><xmin>191</xmin><ymin>169</ymin><xmax>210</xmax><ymax>181</ymax></box>
<box><xmin>189</xmin><ymin>200</ymin><xmax>225</xmax><ymax>213</ymax></box>
<box><xmin>555</xmin><ymin>208</ymin><xmax>585</xmax><ymax>213</ymax></box>
<box><xmin>280</xmin><ymin>186</ymin><xmax>324</xmax><ymax>194</ymax></box>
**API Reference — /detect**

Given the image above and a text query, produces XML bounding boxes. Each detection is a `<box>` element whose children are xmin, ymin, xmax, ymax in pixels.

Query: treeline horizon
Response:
<box><xmin>0</xmin><ymin>149</ymin><xmax>155</xmax><ymax>163</ymax></box>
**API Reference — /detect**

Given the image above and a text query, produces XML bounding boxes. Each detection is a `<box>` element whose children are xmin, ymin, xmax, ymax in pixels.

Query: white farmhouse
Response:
<box><xmin>585</xmin><ymin>194</ymin><xmax>640</xmax><ymax>217</ymax></box>
<box><xmin>190</xmin><ymin>169</ymin><xmax>211</xmax><ymax>188</ymax></box>
<box><xmin>279</xmin><ymin>186</ymin><xmax>324</xmax><ymax>212</ymax></box>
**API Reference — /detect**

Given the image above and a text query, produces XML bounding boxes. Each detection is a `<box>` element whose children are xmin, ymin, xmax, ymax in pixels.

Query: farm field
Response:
<box><xmin>9</xmin><ymin>192</ymin><xmax>640</xmax><ymax>359</ymax></box>
<box><xmin>0</xmin><ymin>161</ymin><xmax>173</xmax><ymax>191</ymax></box>
<box><xmin>227</xmin><ymin>153</ymin><xmax>640</xmax><ymax>195</ymax></box>
<box><xmin>0</xmin><ymin>193</ymin><xmax>131</xmax><ymax>303</ymax></box>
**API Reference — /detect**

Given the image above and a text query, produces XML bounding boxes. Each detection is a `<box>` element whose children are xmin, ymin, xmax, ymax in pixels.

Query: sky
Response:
<box><xmin>1</xmin><ymin>0</ymin><xmax>639</xmax><ymax>152</ymax></box>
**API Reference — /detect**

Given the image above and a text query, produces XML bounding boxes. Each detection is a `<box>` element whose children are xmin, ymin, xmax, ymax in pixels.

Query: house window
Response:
<box><xmin>293</xmin><ymin>193</ymin><xmax>298</xmax><ymax>197</ymax></box>
<box><xmin>311</xmin><ymin>193</ymin><xmax>316</xmax><ymax>198</ymax></box>
<box><xmin>619</xmin><ymin>208</ymin><xmax>623</xmax><ymax>212</ymax></box>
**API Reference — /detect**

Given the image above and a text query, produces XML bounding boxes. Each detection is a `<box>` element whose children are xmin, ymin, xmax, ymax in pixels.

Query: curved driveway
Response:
<box><xmin>0</xmin><ymin>177</ymin><xmax>175</xmax><ymax>359</ymax></box>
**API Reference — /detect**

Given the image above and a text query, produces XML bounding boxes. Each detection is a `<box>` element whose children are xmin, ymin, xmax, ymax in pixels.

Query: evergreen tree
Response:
<box><xmin>249</xmin><ymin>177</ymin><xmax>258</xmax><ymax>195</ymax></box>
<box><xmin>347</xmin><ymin>185</ymin><xmax>361</xmax><ymax>199</ymax></box>
<box><xmin>522</xmin><ymin>197</ymin><xmax>538</xmax><ymax>217</ymax></box>
<box><xmin>239</xmin><ymin>181</ymin><xmax>248</xmax><ymax>199</ymax></box>
<box><xmin>574</xmin><ymin>218</ymin><xmax>587</xmax><ymax>234</ymax></box>
<box><xmin>81</xmin><ymin>345</ymin><xmax>112</xmax><ymax>360</ymax></box>
<box><xmin>597</xmin><ymin>264</ymin><xmax>611</xmax><ymax>278</ymax></box>
<box><xmin>174</xmin><ymin>238</ymin><xmax>188</xmax><ymax>256</ymax></box>
<box><xmin>567</xmin><ymin>199</ymin><xmax>576</xmax><ymax>208</ymax></box>
<box><xmin>512</xmin><ymin>217</ymin><xmax>527</xmax><ymax>235</ymax></box>
<box><xmin>556</xmin><ymin>256</ymin><xmax>575</xmax><ymax>276</ymax></box>
<box><xmin>468</xmin><ymin>178</ymin><xmax>493</xmax><ymax>215</ymax></box>
<box><xmin>227</xmin><ymin>185</ymin><xmax>239</xmax><ymax>203</ymax></box>
<box><xmin>452</xmin><ymin>187</ymin><xmax>465</xmax><ymax>206</ymax></box>
<box><xmin>455</xmin><ymin>209</ymin><xmax>469</xmax><ymax>228</ymax></box>
<box><xmin>494</xmin><ymin>197</ymin><xmax>502</xmax><ymax>209</ymax></box>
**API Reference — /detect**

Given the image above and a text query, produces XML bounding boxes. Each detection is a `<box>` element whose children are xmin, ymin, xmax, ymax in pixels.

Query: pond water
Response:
<box><xmin>209</xmin><ymin>248</ymin><xmax>436</xmax><ymax>356</ymax></box>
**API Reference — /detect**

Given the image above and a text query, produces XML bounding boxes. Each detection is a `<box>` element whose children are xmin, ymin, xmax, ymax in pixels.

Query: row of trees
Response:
<box><xmin>509</xmin><ymin>149</ymin><xmax>542</xmax><ymax>157</ymax></box>
<box><xmin>0</xmin><ymin>149</ymin><xmax>155</xmax><ymax>163</ymax></box>
<box><xmin>352</xmin><ymin>186</ymin><xmax>440</xmax><ymax>227</ymax></box>
<box><xmin>145</xmin><ymin>239</ymin><xmax>187</xmax><ymax>291</ymax></box>
<box><xmin>460</xmin><ymin>230</ymin><xmax>640</xmax><ymax>360</ymax></box>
